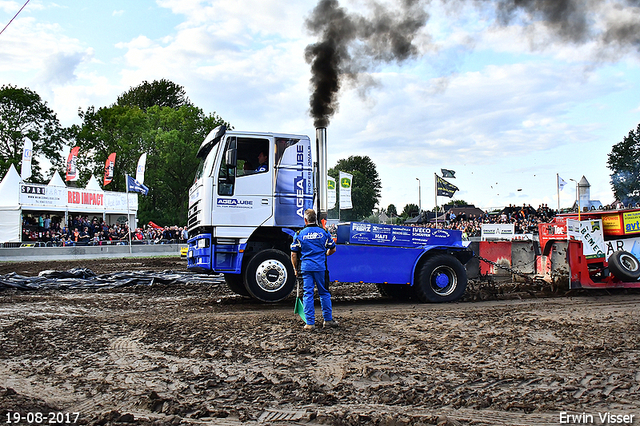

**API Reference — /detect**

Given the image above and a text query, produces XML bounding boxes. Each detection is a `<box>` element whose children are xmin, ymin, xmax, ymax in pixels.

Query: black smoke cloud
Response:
<box><xmin>305</xmin><ymin>0</ymin><xmax>640</xmax><ymax>128</ymax></box>
<box><xmin>305</xmin><ymin>0</ymin><xmax>428</xmax><ymax>128</ymax></box>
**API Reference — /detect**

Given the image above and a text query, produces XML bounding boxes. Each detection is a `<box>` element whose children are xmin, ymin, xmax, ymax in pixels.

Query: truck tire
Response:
<box><xmin>244</xmin><ymin>249</ymin><xmax>295</xmax><ymax>302</ymax></box>
<box><xmin>224</xmin><ymin>273</ymin><xmax>250</xmax><ymax>297</ymax></box>
<box><xmin>415</xmin><ymin>254</ymin><xmax>467</xmax><ymax>303</ymax></box>
<box><xmin>376</xmin><ymin>283</ymin><xmax>417</xmax><ymax>301</ymax></box>
<box><xmin>608</xmin><ymin>250</ymin><xmax>640</xmax><ymax>282</ymax></box>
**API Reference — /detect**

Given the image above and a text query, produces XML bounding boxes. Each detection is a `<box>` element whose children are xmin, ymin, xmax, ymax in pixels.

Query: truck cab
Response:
<box><xmin>187</xmin><ymin>126</ymin><xmax>314</xmax><ymax>301</ymax></box>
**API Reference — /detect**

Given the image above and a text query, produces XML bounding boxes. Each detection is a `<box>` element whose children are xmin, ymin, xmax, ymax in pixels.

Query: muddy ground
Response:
<box><xmin>1</xmin><ymin>257</ymin><xmax>639</xmax><ymax>425</ymax></box>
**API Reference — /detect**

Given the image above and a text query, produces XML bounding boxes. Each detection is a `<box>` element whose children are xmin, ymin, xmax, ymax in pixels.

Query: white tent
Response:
<box><xmin>48</xmin><ymin>171</ymin><xmax>66</xmax><ymax>187</ymax></box>
<box><xmin>0</xmin><ymin>165</ymin><xmax>22</xmax><ymax>242</ymax></box>
<box><xmin>0</xmin><ymin>166</ymin><xmax>139</xmax><ymax>243</ymax></box>
<box><xmin>85</xmin><ymin>174</ymin><xmax>102</xmax><ymax>191</ymax></box>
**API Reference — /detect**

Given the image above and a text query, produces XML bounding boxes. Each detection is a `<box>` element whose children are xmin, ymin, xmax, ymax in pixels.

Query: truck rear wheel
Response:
<box><xmin>224</xmin><ymin>273</ymin><xmax>250</xmax><ymax>297</ymax></box>
<box><xmin>244</xmin><ymin>249</ymin><xmax>295</xmax><ymax>302</ymax></box>
<box><xmin>609</xmin><ymin>250</ymin><xmax>640</xmax><ymax>282</ymax></box>
<box><xmin>415</xmin><ymin>254</ymin><xmax>467</xmax><ymax>303</ymax></box>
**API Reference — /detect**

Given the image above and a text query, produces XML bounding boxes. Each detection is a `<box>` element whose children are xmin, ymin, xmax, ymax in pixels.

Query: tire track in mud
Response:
<box><xmin>2</xmin><ymin>282</ymin><xmax>640</xmax><ymax>425</ymax></box>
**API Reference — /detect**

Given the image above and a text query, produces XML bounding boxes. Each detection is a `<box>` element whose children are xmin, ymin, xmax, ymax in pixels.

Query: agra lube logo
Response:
<box><xmin>340</xmin><ymin>177</ymin><xmax>351</xmax><ymax>188</ymax></box>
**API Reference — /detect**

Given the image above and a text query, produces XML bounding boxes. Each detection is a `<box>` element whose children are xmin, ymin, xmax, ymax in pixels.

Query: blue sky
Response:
<box><xmin>1</xmin><ymin>0</ymin><xmax>639</xmax><ymax>213</ymax></box>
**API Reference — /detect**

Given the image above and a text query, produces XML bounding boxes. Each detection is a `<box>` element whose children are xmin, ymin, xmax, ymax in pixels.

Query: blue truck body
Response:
<box><xmin>186</xmin><ymin>126</ymin><xmax>473</xmax><ymax>303</ymax></box>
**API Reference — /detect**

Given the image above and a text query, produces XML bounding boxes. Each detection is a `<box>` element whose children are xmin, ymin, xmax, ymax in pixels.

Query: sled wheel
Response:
<box><xmin>415</xmin><ymin>254</ymin><xmax>467</xmax><ymax>303</ymax></box>
<box><xmin>224</xmin><ymin>273</ymin><xmax>250</xmax><ymax>297</ymax></box>
<box><xmin>376</xmin><ymin>283</ymin><xmax>417</xmax><ymax>301</ymax></box>
<box><xmin>244</xmin><ymin>249</ymin><xmax>295</xmax><ymax>302</ymax></box>
<box><xmin>608</xmin><ymin>250</ymin><xmax>640</xmax><ymax>282</ymax></box>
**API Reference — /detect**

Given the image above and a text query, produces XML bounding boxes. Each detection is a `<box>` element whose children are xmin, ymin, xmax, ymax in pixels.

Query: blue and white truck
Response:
<box><xmin>187</xmin><ymin>126</ymin><xmax>473</xmax><ymax>302</ymax></box>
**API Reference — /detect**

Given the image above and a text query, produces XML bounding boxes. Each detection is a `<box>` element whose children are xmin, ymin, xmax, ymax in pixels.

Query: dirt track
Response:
<box><xmin>1</xmin><ymin>257</ymin><xmax>639</xmax><ymax>425</ymax></box>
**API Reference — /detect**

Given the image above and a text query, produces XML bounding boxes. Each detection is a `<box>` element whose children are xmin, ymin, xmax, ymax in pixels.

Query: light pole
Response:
<box><xmin>416</xmin><ymin>178</ymin><xmax>422</xmax><ymax>220</ymax></box>
<box><xmin>570</xmin><ymin>178</ymin><xmax>580</xmax><ymax>221</ymax></box>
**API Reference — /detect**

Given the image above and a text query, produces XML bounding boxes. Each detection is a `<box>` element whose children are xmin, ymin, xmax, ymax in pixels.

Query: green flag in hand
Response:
<box><xmin>294</xmin><ymin>275</ymin><xmax>306</xmax><ymax>323</ymax></box>
<box><xmin>294</xmin><ymin>297</ymin><xmax>306</xmax><ymax>323</ymax></box>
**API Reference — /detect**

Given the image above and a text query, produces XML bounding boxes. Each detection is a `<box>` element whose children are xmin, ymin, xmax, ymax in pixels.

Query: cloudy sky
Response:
<box><xmin>1</xmin><ymin>0</ymin><xmax>639</xmax><ymax>213</ymax></box>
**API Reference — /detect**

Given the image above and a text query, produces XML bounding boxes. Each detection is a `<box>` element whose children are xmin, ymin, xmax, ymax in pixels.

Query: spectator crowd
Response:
<box><xmin>21</xmin><ymin>214</ymin><xmax>188</xmax><ymax>246</ymax></box>
<box><xmin>18</xmin><ymin>202</ymin><xmax>640</xmax><ymax>246</ymax></box>
<box><xmin>428</xmin><ymin>203</ymin><xmax>557</xmax><ymax>238</ymax></box>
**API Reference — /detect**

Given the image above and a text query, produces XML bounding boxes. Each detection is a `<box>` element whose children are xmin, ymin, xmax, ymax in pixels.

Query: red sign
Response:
<box><xmin>68</xmin><ymin>190</ymin><xmax>104</xmax><ymax>206</ymax></box>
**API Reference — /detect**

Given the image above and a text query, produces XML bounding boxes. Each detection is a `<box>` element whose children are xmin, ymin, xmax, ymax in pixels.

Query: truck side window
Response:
<box><xmin>218</xmin><ymin>137</ymin><xmax>236</xmax><ymax>196</ymax></box>
<box><xmin>236</xmin><ymin>137</ymin><xmax>269</xmax><ymax>177</ymax></box>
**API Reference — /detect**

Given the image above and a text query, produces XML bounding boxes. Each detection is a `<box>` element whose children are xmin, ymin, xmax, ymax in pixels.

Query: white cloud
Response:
<box><xmin>1</xmin><ymin>0</ymin><xmax>637</xmax><ymax>210</ymax></box>
<box><xmin>112</xmin><ymin>10</ymin><xmax>124</xmax><ymax>17</ymax></box>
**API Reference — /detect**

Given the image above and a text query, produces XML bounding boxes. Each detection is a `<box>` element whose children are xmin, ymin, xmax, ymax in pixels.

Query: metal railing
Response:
<box><xmin>3</xmin><ymin>239</ymin><xmax>187</xmax><ymax>249</ymax></box>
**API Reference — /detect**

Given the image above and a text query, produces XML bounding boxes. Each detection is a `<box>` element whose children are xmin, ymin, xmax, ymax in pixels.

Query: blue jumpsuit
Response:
<box><xmin>290</xmin><ymin>225</ymin><xmax>336</xmax><ymax>325</ymax></box>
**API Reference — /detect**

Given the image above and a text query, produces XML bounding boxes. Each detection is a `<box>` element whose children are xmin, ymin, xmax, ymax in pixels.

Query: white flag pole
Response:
<box><xmin>557</xmin><ymin>173</ymin><xmax>560</xmax><ymax>212</ymax></box>
<box><xmin>126</xmin><ymin>173</ymin><xmax>132</xmax><ymax>254</ymax></box>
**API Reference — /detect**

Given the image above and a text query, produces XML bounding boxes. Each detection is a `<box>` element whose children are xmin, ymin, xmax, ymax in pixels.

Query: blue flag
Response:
<box><xmin>127</xmin><ymin>175</ymin><xmax>149</xmax><ymax>195</ymax></box>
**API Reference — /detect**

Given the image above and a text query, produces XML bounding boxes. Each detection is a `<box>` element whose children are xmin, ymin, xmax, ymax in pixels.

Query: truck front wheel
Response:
<box><xmin>415</xmin><ymin>254</ymin><xmax>467</xmax><ymax>303</ymax></box>
<box><xmin>224</xmin><ymin>274</ymin><xmax>250</xmax><ymax>297</ymax></box>
<box><xmin>244</xmin><ymin>249</ymin><xmax>295</xmax><ymax>302</ymax></box>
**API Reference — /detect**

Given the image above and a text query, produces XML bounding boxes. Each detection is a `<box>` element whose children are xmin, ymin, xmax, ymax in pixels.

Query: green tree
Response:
<box><xmin>72</xmin><ymin>105</ymin><xmax>148</xmax><ymax>189</ymax></box>
<box><xmin>72</xmin><ymin>101</ymin><xmax>230</xmax><ymax>226</ymax></box>
<box><xmin>608</xmin><ymin>123</ymin><xmax>640</xmax><ymax>204</ymax></box>
<box><xmin>386</xmin><ymin>204</ymin><xmax>397</xmax><ymax>217</ymax></box>
<box><xmin>328</xmin><ymin>155</ymin><xmax>381</xmax><ymax>221</ymax></box>
<box><xmin>140</xmin><ymin>105</ymin><xmax>230</xmax><ymax>225</ymax></box>
<box><xmin>0</xmin><ymin>85</ymin><xmax>66</xmax><ymax>181</ymax></box>
<box><xmin>444</xmin><ymin>199</ymin><xmax>468</xmax><ymax>207</ymax></box>
<box><xmin>401</xmin><ymin>203</ymin><xmax>419</xmax><ymax>218</ymax></box>
<box><xmin>116</xmin><ymin>79</ymin><xmax>191</xmax><ymax>111</ymax></box>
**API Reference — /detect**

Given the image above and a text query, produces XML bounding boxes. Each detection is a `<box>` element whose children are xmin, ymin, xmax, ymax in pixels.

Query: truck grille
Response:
<box><xmin>188</xmin><ymin>200</ymin><xmax>201</xmax><ymax>230</ymax></box>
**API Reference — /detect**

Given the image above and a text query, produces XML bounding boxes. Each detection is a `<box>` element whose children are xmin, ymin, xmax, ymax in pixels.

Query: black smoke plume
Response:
<box><xmin>305</xmin><ymin>0</ymin><xmax>640</xmax><ymax>128</ymax></box>
<box><xmin>305</xmin><ymin>0</ymin><xmax>428</xmax><ymax>128</ymax></box>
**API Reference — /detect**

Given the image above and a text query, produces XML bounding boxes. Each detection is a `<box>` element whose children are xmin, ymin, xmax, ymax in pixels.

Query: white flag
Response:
<box><xmin>339</xmin><ymin>171</ymin><xmax>353</xmax><ymax>210</ymax></box>
<box><xmin>21</xmin><ymin>139</ymin><xmax>33</xmax><ymax>181</ymax></box>
<box><xmin>558</xmin><ymin>175</ymin><xmax>568</xmax><ymax>191</ymax></box>
<box><xmin>136</xmin><ymin>153</ymin><xmax>147</xmax><ymax>185</ymax></box>
<box><xmin>327</xmin><ymin>175</ymin><xmax>336</xmax><ymax>210</ymax></box>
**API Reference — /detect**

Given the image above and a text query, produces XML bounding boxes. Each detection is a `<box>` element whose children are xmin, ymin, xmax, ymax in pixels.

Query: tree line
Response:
<box><xmin>3</xmin><ymin>79</ymin><xmax>636</xmax><ymax>227</ymax></box>
<box><xmin>0</xmin><ymin>80</ymin><xmax>230</xmax><ymax>226</ymax></box>
<box><xmin>0</xmin><ymin>80</ymin><xmax>385</xmax><ymax>225</ymax></box>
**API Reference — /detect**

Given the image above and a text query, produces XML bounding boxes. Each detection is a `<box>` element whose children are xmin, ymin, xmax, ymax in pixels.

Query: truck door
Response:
<box><xmin>214</xmin><ymin>135</ymin><xmax>273</xmax><ymax>227</ymax></box>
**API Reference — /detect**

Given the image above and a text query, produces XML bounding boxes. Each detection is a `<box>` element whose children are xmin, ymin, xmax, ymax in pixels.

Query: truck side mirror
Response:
<box><xmin>225</xmin><ymin>148</ymin><xmax>237</xmax><ymax>169</ymax></box>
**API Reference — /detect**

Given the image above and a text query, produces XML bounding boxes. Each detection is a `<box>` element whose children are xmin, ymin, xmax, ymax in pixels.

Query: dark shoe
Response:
<box><xmin>323</xmin><ymin>320</ymin><xmax>339</xmax><ymax>328</ymax></box>
<box><xmin>303</xmin><ymin>324</ymin><xmax>316</xmax><ymax>331</ymax></box>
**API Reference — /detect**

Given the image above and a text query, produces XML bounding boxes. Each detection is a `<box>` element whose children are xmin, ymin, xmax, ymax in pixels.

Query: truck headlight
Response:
<box><xmin>197</xmin><ymin>238</ymin><xmax>207</xmax><ymax>248</ymax></box>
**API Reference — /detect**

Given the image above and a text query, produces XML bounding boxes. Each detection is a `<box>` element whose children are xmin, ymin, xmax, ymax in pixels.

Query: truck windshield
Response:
<box><xmin>193</xmin><ymin>141</ymin><xmax>220</xmax><ymax>184</ymax></box>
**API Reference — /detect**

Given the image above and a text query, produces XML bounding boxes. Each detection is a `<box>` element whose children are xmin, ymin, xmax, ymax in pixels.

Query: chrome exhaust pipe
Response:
<box><xmin>315</xmin><ymin>127</ymin><xmax>328</xmax><ymax>222</ymax></box>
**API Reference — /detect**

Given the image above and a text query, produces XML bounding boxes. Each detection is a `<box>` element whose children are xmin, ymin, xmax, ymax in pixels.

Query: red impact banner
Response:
<box><xmin>103</xmin><ymin>153</ymin><xmax>116</xmax><ymax>186</ymax></box>
<box><xmin>66</xmin><ymin>146</ymin><xmax>80</xmax><ymax>181</ymax></box>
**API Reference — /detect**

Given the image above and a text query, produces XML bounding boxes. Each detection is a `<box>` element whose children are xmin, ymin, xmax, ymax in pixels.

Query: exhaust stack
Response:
<box><xmin>315</xmin><ymin>127</ymin><xmax>328</xmax><ymax>222</ymax></box>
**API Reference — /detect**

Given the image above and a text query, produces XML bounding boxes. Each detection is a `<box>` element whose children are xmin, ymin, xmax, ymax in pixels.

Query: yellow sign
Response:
<box><xmin>340</xmin><ymin>177</ymin><xmax>351</xmax><ymax>188</ymax></box>
<box><xmin>328</xmin><ymin>180</ymin><xmax>336</xmax><ymax>190</ymax></box>
<box><xmin>623</xmin><ymin>210</ymin><xmax>640</xmax><ymax>234</ymax></box>
<box><xmin>602</xmin><ymin>214</ymin><xmax>622</xmax><ymax>234</ymax></box>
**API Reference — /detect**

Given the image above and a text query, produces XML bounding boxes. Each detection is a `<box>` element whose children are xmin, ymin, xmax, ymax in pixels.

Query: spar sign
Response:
<box><xmin>19</xmin><ymin>182</ymin><xmax>136</xmax><ymax>212</ymax></box>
